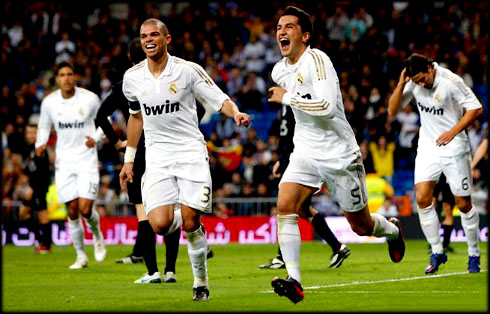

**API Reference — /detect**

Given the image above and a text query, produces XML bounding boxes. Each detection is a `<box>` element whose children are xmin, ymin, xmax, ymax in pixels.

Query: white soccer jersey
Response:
<box><xmin>271</xmin><ymin>46</ymin><xmax>359</xmax><ymax>159</ymax></box>
<box><xmin>400</xmin><ymin>62</ymin><xmax>482</xmax><ymax>157</ymax></box>
<box><xmin>122</xmin><ymin>55</ymin><xmax>229</xmax><ymax>168</ymax></box>
<box><xmin>35</xmin><ymin>87</ymin><xmax>102</xmax><ymax>171</ymax></box>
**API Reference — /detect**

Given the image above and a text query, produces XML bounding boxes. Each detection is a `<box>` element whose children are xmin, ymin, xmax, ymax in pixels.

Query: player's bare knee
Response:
<box><xmin>149</xmin><ymin>216</ymin><xmax>172</xmax><ymax>235</ymax></box>
<box><xmin>415</xmin><ymin>194</ymin><xmax>432</xmax><ymax>208</ymax></box>
<box><xmin>456</xmin><ymin>201</ymin><xmax>472</xmax><ymax>213</ymax></box>
<box><xmin>182</xmin><ymin>216</ymin><xmax>200</xmax><ymax>233</ymax></box>
<box><xmin>350</xmin><ymin>221</ymin><xmax>372</xmax><ymax>236</ymax></box>
<box><xmin>276</xmin><ymin>201</ymin><xmax>296</xmax><ymax>215</ymax></box>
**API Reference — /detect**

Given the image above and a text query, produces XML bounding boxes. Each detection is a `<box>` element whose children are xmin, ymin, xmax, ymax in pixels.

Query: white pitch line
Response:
<box><xmin>259</xmin><ymin>270</ymin><xmax>487</xmax><ymax>293</ymax></box>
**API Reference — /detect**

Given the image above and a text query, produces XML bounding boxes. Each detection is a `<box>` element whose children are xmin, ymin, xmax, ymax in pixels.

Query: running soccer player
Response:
<box><xmin>259</xmin><ymin>105</ymin><xmax>350</xmax><ymax>270</ymax></box>
<box><xmin>388</xmin><ymin>53</ymin><xmax>483</xmax><ymax>274</ymax></box>
<box><xmin>35</xmin><ymin>62</ymin><xmax>107</xmax><ymax>269</ymax></box>
<box><xmin>267</xmin><ymin>6</ymin><xmax>404</xmax><ymax>304</ymax></box>
<box><xmin>119</xmin><ymin>18</ymin><xmax>250</xmax><ymax>301</ymax></box>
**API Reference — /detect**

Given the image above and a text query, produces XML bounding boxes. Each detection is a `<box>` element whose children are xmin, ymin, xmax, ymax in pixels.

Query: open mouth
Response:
<box><xmin>146</xmin><ymin>44</ymin><xmax>157</xmax><ymax>52</ymax></box>
<box><xmin>279</xmin><ymin>38</ymin><xmax>290</xmax><ymax>49</ymax></box>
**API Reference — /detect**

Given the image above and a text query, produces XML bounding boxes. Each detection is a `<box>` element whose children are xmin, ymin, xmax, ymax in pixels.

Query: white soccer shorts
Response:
<box><xmin>55</xmin><ymin>168</ymin><xmax>99</xmax><ymax>204</ymax></box>
<box><xmin>414</xmin><ymin>150</ymin><xmax>472</xmax><ymax>197</ymax></box>
<box><xmin>141</xmin><ymin>156</ymin><xmax>212</xmax><ymax>215</ymax></box>
<box><xmin>280</xmin><ymin>151</ymin><xmax>368</xmax><ymax>212</ymax></box>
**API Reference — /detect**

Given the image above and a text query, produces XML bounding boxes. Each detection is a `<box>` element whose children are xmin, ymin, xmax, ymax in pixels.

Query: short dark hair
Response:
<box><xmin>281</xmin><ymin>6</ymin><xmax>313</xmax><ymax>45</ymax></box>
<box><xmin>405</xmin><ymin>53</ymin><xmax>432</xmax><ymax>77</ymax></box>
<box><xmin>128</xmin><ymin>38</ymin><xmax>146</xmax><ymax>64</ymax></box>
<box><xmin>141</xmin><ymin>18</ymin><xmax>169</xmax><ymax>36</ymax></box>
<box><xmin>55</xmin><ymin>61</ymin><xmax>75</xmax><ymax>76</ymax></box>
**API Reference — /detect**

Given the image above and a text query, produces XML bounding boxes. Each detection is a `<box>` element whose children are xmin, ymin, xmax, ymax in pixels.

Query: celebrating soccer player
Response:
<box><xmin>267</xmin><ymin>6</ymin><xmax>405</xmax><ymax>304</ymax></box>
<box><xmin>119</xmin><ymin>18</ymin><xmax>250</xmax><ymax>301</ymax></box>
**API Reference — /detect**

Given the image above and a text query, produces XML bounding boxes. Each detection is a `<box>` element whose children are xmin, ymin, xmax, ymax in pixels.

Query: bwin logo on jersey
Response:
<box><xmin>143</xmin><ymin>101</ymin><xmax>180</xmax><ymax>116</ymax></box>
<box><xmin>58</xmin><ymin>121</ymin><xmax>85</xmax><ymax>129</ymax></box>
<box><xmin>417</xmin><ymin>103</ymin><xmax>444</xmax><ymax>115</ymax></box>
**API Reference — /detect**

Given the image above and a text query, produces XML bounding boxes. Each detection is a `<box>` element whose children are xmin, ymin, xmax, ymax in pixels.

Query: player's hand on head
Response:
<box><xmin>267</xmin><ymin>86</ymin><xmax>286</xmax><ymax>104</ymax></box>
<box><xmin>235</xmin><ymin>112</ymin><xmax>251</xmax><ymax>127</ymax></box>
<box><xmin>85</xmin><ymin>136</ymin><xmax>95</xmax><ymax>148</ymax></box>
<box><xmin>399</xmin><ymin>68</ymin><xmax>409</xmax><ymax>85</ymax></box>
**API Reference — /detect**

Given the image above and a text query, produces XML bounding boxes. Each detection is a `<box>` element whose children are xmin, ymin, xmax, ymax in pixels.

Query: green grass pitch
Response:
<box><xmin>2</xmin><ymin>240</ymin><xmax>487</xmax><ymax>312</ymax></box>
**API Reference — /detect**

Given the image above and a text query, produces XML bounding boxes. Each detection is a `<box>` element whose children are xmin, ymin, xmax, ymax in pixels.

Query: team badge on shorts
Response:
<box><xmin>169</xmin><ymin>82</ymin><xmax>178</xmax><ymax>95</ymax></box>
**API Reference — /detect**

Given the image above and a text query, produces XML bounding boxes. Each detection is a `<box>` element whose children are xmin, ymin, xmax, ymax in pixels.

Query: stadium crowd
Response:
<box><xmin>2</xmin><ymin>1</ymin><xmax>488</xmax><ymax>217</ymax></box>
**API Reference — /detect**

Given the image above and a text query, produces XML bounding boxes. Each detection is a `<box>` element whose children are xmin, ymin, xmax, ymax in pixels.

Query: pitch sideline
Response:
<box><xmin>259</xmin><ymin>270</ymin><xmax>487</xmax><ymax>293</ymax></box>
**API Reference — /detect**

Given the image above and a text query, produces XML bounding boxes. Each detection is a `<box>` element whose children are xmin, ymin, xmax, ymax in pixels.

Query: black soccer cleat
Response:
<box><xmin>115</xmin><ymin>255</ymin><xmax>144</xmax><ymax>264</ymax></box>
<box><xmin>387</xmin><ymin>217</ymin><xmax>405</xmax><ymax>263</ymax></box>
<box><xmin>259</xmin><ymin>257</ymin><xmax>286</xmax><ymax>269</ymax></box>
<box><xmin>329</xmin><ymin>244</ymin><xmax>351</xmax><ymax>268</ymax></box>
<box><xmin>192</xmin><ymin>286</ymin><xmax>210</xmax><ymax>301</ymax></box>
<box><xmin>271</xmin><ymin>276</ymin><xmax>304</xmax><ymax>304</ymax></box>
<box><xmin>206</xmin><ymin>246</ymin><xmax>214</xmax><ymax>259</ymax></box>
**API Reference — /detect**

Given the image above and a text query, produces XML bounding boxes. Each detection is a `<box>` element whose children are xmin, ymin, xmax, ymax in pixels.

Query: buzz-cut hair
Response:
<box><xmin>141</xmin><ymin>18</ymin><xmax>169</xmax><ymax>36</ymax></box>
<box><xmin>405</xmin><ymin>53</ymin><xmax>432</xmax><ymax>77</ymax></box>
<box><xmin>128</xmin><ymin>38</ymin><xmax>146</xmax><ymax>64</ymax></box>
<box><xmin>55</xmin><ymin>61</ymin><xmax>75</xmax><ymax>76</ymax></box>
<box><xmin>280</xmin><ymin>6</ymin><xmax>313</xmax><ymax>45</ymax></box>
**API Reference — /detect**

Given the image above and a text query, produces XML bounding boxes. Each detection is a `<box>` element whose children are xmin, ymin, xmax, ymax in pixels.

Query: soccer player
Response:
<box><xmin>19</xmin><ymin>123</ymin><xmax>52</xmax><ymax>254</ymax></box>
<box><xmin>431</xmin><ymin>174</ymin><xmax>455</xmax><ymax>254</ymax></box>
<box><xmin>35</xmin><ymin>62</ymin><xmax>107</xmax><ymax>269</ymax></box>
<box><xmin>259</xmin><ymin>105</ymin><xmax>350</xmax><ymax>270</ymax></box>
<box><xmin>95</xmin><ymin>38</ymin><xmax>181</xmax><ymax>283</ymax></box>
<box><xmin>388</xmin><ymin>53</ymin><xmax>483</xmax><ymax>274</ymax></box>
<box><xmin>119</xmin><ymin>18</ymin><xmax>251</xmax><ymax>301</ymax></box>
<box><xmin>267</xmin><ymin>6</ymin><xmax>404</xmax><ymax>303</ymax></box>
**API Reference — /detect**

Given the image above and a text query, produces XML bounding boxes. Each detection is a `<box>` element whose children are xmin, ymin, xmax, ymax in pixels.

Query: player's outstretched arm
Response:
<box><xmin>221</xmin><ymin>99</ymin><xmax>251</xmax><ymax>127</ymax></box>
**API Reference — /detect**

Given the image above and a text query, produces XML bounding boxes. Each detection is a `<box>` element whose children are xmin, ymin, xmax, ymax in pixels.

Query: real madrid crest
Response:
<box><xmin>169</xmin><ymin>82</ymin><xmax>178</xmax><ymax>95</ymax></box>
<box><xmin>141</xmin><ymin>90</ymin><xmax>148</xmax><ymax>97</ymax></box>
<box><xmin>297</xmin><ymin>73</ymin><xmax>304</xmax><ymax>84</ymax></box>
<box><xmin>434</xmin><ymin>93</ymin><xmax>441</xmax><ymax>103</ymax></box>
<box><xmin>78</xmin><ymin>107</ymin><xmax>84</xmax><ymax>116</ymax></box>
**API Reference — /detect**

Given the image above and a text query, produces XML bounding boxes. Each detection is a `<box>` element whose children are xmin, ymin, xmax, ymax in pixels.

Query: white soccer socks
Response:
<box><xmin>277</xmin><ymin>214</ymin><xmax>301</xmax><ymax>283</ymax></box>
<box><xmin>166</xmin><ymin>207</ymin><xmax>183</xmax><ymax>236</ymax></box>
<box><xmin>185</xmin><ymin>225</ymin><xmax>208</xmax><ymax>288</ymax></box>
<box><xmin>459</xmin><ymin>207</ymin><xmax>480</xmax><ymax>257</ymax></box>
<box><xmin>84</xmin><ymin>208</ymin><xmax>103</xmax><ymax>242</ymax></box>
<box><xmin>418</xmin><ymin>204</ymin><xmax>444</xmax><ymax>254</ymax></box>
<box><xmin>370</xmin><ymin>213</ymin><xmax>399</xmax><ymax>240</ymax></box>
<box><xmin>68</xmin><ymin>217</ymin><xmax>86</xmax><ymax>258</ymax></box>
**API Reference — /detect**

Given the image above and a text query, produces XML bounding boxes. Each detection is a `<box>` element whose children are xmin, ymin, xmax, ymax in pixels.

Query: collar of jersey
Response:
<box><xmin>285</xmin><ymin>45</ymin><xmax>311</xmax><ymax>70</ymax></box>
<box><xmin>143</xmin><ymin>53</ymin><xmax>174</xmax><ymax>80</ymax></box>
<box><xmin>432</xmin><ymin>62</ymin><xmax>440</xmax><ymax>89</ymax></box>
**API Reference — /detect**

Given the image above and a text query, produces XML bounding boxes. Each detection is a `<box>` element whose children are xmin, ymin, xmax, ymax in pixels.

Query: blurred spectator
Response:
<box><xmin>369</xmin><ymin>135</ymin><xmax>396</xmax><ymax>184</ymax></box>
<box><xmin>377</xmin><ymin>197</ymin><xmax>399</xmax><ymax>217</ymax></box>
<box><xmin>393</xmin><ymin>102</ymin><xmax>419</xmax><ymax>169</ymax></box>
<box><xmin>366</xmin><ymin>169</ymin><xmax>395</xmax><ymax>214</ymax></box>
<box><xmin>243</xmin><ymin>33</ymin><xmax>265</xmax><ymax>74</ymax></box>
<box><xmin>54</xmin><ymin>31</ymin><xmax>75</xmax><ymax>64</ymax></box>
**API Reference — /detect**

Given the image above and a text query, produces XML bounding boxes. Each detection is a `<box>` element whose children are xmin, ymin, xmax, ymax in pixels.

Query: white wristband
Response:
<box><xmin>124</xmin><ymin>146</ymin><xmax>137</xmax><ymax>163</ymax></box>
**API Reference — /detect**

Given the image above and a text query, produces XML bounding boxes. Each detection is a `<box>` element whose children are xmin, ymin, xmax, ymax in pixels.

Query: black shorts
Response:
<box><xmin>433</xmin><ymin>175</ymin><xmax>455</xmax><ymax>208</ymax></box>
<box><xmin>127</xmin><ymin>150</ymin><xmax>145</xmax><ymax>204</ymax></box>
<box><xmin>23</xmin><ymin>193</ymin><xmax>47</xmax><ymax>211</ymax></box>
